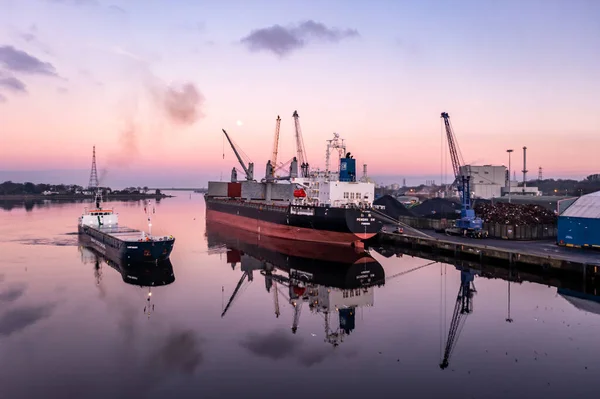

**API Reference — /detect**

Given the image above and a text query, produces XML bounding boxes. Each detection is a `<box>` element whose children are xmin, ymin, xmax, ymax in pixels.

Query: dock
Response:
<box><xmin>372</xmin><ymin>231</ymin><xmax>600</xmax><ymax>277</ymax></box>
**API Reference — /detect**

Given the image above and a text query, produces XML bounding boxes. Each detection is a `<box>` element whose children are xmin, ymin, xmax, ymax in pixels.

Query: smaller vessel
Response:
<box><xmin>78</xmin><ymin>192</ymin><xmax>175</xmax><ymax>262</ymax></box>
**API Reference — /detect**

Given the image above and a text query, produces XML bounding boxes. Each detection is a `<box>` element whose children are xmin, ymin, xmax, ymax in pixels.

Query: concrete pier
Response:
<box><xmin>373</xmin><ymin>231</ymin><xmax>600</xmax><ymax>276</ymax></box>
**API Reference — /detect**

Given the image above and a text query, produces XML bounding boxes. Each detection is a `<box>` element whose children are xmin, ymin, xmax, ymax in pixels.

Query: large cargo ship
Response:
<box><xmin>78</xmin><ymin>193</ymin><xmax>175</xmax><ymax>263</ymax></box>
<box><xmin>205</xmin><ymin>127</ymin><xmax>383</xmax><ymax>246</ymax></box>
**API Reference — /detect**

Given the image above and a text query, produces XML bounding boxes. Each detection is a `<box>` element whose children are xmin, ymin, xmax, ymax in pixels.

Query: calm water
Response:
<box><xmin>1</xmin><ymin>193</ymin><xmax>599</xmax><ymax>399</ymax></box>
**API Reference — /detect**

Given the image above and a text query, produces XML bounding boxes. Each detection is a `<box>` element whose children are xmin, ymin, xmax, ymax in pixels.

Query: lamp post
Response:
<box><xmin>507</xmin><ymin>149</ymin><xmax>513</xmax><ymax>203</ymax></box>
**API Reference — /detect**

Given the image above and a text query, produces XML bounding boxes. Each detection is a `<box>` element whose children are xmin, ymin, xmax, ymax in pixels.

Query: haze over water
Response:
<box><xmin>0</xmin><ymin>193</ymin><xmax>598</xmax><ymax>398</ymax></box>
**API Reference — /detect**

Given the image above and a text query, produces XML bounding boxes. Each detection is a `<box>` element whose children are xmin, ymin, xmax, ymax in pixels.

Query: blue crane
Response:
<box><xmin>441</xmin><ymin>112</ymin><xmax>487</xmax><ymax>238</ymax></box>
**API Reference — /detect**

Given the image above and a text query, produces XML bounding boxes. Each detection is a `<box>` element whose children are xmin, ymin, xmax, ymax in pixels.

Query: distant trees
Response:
<box><xmin>0</xmin><ymin>181</ymin><xmax>98</xmax><ymax>195</ymax></box>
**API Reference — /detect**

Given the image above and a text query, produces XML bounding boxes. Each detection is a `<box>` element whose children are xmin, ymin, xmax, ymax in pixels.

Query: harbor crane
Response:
<box><xmin>440</xmin><ymin>112</ymin><xmax>486</xmax><ymax>238</ymax></box>
<box><xmin>440</xmin><ymin>269</ymin><xmax>477</xmax><ymax>369</ymax></box>
<box><xmin>270</xmin><ymin>115</ymin><xmax>281</xmax><ymax>178</ymax></box>
<box><xmin>222</xmin><ymin>129</ymin><xmax>254</xmax><ymax>181</ymax></box>
<box><xmin>292</xmin><ymin>110</ymin><xmax>309</xmax><ymax>177</ymax></box>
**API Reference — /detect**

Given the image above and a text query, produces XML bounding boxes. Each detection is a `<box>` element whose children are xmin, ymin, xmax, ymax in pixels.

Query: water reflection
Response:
<box><xmin>206</xmin><ymin>220</ymin><xmax>385</xmax><ymax>347</ymax></box>
<box><xmin>77</xmin><ymin>237</ymin><xmax>175</xmax><ymax>318</ymax></box>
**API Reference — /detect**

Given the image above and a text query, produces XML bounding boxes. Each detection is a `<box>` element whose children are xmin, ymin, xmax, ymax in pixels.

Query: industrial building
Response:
<box><xmin>459</xmin><ymin>165</ymin><xmax>506</xmax><ymax>199</ymax></box>
<box><xmin>557</xmin><ymin>190</ymin><xmax>600</xmax><ymax>248</ymax></box>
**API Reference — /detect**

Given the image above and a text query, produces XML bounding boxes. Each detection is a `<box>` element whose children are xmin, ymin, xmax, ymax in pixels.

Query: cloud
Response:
<box><xmin>45</xmin><ymin>0</ymin><xmax>99</xmax><ymax>5</ymax></box>
<box><xmin>240</xmin><ymin>20</ymin><xmax>359</xmax><ymax>56</ymax></box>
<box><xmin>0</xmin><ymin>283</ymin><xmax>27</xmax><ymax>303</ymax></box>
<box><xmin>0</xmin><ymin>304</ymin><xmax>54</xmax><ymax>336</ymax></box>
<box><xmin>149</xmin><ymin>330</ymin><xmax>204</xmax><ymax>374</ymax></box>
<box><xmin>395</xmin><ymin>38</ymin><xmax>420</xmax><ymax>56</ymax></box>
<box><xmin>0</xmin><ymin>93</ymin><xmax>6</xmax><ymax>103</ymax></box>
<box><xmin>240</xmin><ymin>329</ymin><xmax>301</xmax><ymax>360</ymax></box>
<box><xmin>152</xmin><ymin>82</ymin><xmax>205</xmax><ymax>125</ymax></box>
<box><xmin>0</xmin><ymin>75</ymin><xmax>27</xmax><ymax>93</ymax></box>
<box><xmin>108</xmin><ymin>4</ymin><xmax>126</xmax><ymax>14</ymax></box>
<box><xmin>20</xmin><ymin>33</ymin><xmax>36</xmax><ymax>43</ymax></box>
<box><xmin>240</xmin><ymin>328</ymin><xmax>334</xmax><ymax>367</ymax></box>
<box><xmin>0</xmin><ymin>46</ymin><xmax>58</xmax><ymax>76</ymax></box>
<box><xmin>56</xmin><ymin>87</ymin><xmax>68</xmax><ymax>94</ymax></box>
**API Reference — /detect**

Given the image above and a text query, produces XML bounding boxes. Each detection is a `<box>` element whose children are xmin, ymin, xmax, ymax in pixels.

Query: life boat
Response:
<box><xmin>293</xmin><ymin>189</ymin><xmax>306</xmax><ymax>198</ymax></box>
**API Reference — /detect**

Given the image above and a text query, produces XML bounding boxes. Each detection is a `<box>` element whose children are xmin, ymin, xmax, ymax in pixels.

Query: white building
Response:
<box><xmin>459</xmin><ymin>165</ymin><xmax>506</xmax><ymax>199</ymax></box>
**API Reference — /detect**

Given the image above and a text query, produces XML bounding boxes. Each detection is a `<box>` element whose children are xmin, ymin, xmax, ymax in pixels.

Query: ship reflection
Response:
<box><xmin>78</xmin><ymin>236</ymin><xmax>175</xmax><ymax>318</ymax></box>
<box><xmin>206</xmin><ymin>220</ymin><xmax>385</xmax><ymax>347</ymax></box>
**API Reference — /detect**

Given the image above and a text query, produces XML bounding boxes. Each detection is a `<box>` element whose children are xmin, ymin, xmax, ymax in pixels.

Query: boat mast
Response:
<box><xmin>145</xmin><ymin>199</ymin><xmax>153</xmax><ymax>235</ymax></box>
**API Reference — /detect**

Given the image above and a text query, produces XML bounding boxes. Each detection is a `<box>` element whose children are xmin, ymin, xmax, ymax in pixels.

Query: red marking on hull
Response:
<box><xmin>206</xmin><ymin>209</ymin><xmax>376</xmax><ymax>246</ymax></box>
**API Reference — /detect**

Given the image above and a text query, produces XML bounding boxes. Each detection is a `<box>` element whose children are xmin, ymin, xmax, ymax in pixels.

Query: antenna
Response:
<box><xmin>88</xmin><ymin>145</ymin><xmax>99</xmax><ymax>190</ymax></box>
<box><xmin>522</xmin><ymin>146</ymin><xmax>528</xmax><ymax>188</ymax></box>
<box><xmin>538</xmin><ymin>166</ymin><xmax>543</xmax><ymax>181</ymax></box>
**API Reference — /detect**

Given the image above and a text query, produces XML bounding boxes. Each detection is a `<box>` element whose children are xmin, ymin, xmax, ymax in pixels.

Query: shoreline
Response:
<box><xmin>0</xmin><ymin>193</ymin><xmax>174</xmax><ymax>201</ymax></box>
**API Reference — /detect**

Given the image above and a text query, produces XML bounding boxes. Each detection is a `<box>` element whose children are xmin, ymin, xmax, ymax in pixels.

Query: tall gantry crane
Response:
<box><xmin>440</xmin><ymin>112</ymin><xmax>486</xmax><ymax>238</ymax></box>
<box><xmin>270</xmin><ymin>115</ymin><xmax>281</xmax><ymax>178</ymax></box>
<box><xmin>440</xmin><ymin>269</ymin><xmax>477</xmax><ymax>369</ymax></box>
<box><xmin>222</xmin><ymin>129</ymin><xmax>254</xmax><ymax>181</ymax></box>
<box><xmin>292</xmin><ymin>110</ymin><xmax>309</xmax><ymax>177</ymax></box>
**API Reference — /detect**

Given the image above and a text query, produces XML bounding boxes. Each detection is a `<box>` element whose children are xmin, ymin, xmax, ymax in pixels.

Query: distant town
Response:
<box><xmin>373</xmin><ymin>172</ymin><xmax>600</xmax><ymax>205</ymax></box>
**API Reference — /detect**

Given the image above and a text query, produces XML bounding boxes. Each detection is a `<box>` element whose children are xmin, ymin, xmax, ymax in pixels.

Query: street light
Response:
<box><xmin>507</xmin><ymin>149</ymin><xmax>513</xmax><ymax>203</ymax></box>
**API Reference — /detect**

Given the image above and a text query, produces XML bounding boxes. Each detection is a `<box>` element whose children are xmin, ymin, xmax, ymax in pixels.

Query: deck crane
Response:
<box><xmin>222</xmin><ymin>129</ymin><xmax>254</xmax><ymax>181</ymax></box>
<box><xmin>440</xmin><ymin>112</ymin><xmax>486</xmax><ymax>238</ymax></box>
<box><xmin>440</xmin><ymin>269</ymin><xmax>477</xmax><ymax>369</ymax></box>
<box><xmin>270</xmin><ymin>115</ymin><xmax>281</xmax><ymax>178</ymax></box>
<box><xmin>292</xmin><ymin>110</ymin><xmax>309</xmax><ymax>177</ymax></box>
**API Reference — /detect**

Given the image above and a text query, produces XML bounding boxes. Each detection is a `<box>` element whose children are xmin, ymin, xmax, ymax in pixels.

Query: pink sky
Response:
<box><xmin>0</xmin><ymin>0</ymin><xmax>598</xmax><ymax>186</ymax></box>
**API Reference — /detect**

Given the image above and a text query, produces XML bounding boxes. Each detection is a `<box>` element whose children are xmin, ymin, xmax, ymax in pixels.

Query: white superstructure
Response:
<box><xmin>79</xmin><ymin>199</ymin><xmax>119</xmax><ymax>228</ymax></box>
<box><xmin>289</xmin><ymin>133</ymin><xmax>375</xmax><ymax>208</ymax></box>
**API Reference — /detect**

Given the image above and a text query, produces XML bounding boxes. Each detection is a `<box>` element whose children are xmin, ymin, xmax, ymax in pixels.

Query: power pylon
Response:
<box><xmin>88</xmin><ymin>145</ymin><xmax>99</xmax><ymax>189</ymax></box>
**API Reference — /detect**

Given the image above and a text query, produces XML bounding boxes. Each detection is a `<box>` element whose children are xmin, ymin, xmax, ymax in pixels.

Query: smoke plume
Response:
<box><xmin>158</xmin><ymin>82</ymin><xmax>205</xmax><ymax>125</ymax></box>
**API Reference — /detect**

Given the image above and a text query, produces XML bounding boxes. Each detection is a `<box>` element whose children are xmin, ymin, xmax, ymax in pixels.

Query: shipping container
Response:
<box><xmin>227</xmin><ymin>182</ymin><xmax>242</xmax><ymax>198</ymax></box>
<box><xmin>557</xmin><ymin>216</ymin><xmax>600</xmax><ymax>247</ymax></box>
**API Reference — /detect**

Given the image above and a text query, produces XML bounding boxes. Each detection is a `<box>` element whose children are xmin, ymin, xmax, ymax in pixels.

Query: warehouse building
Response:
<box><xmin>459</xmin><ymin>165</ymin><xmax>506</xmax><ymax>199</ymax></box>
<box><xmin>557</xmin><ymin>190</ymin><xmax>600</xmax><ymax>248</ymax></box>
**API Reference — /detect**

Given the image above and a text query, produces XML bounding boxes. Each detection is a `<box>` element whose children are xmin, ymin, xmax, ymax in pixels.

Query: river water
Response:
<box><xmin>0</xmin><ymin>193</ymin><xmax>598</xmax><ymax>398</ymax></box>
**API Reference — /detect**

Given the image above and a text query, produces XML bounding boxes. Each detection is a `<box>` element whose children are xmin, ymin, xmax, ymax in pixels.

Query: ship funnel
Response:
<box><xmin>290</xmin><ymin>157</ymin><xmax>298</xmax><ymax>178</ymax></box>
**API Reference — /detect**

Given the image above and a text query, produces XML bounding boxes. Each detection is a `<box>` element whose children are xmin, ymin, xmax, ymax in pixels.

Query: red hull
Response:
<box><xmin>206</xmin><ymin>209</ymin><xmax>376</xmax><ymax>246</ymax></box>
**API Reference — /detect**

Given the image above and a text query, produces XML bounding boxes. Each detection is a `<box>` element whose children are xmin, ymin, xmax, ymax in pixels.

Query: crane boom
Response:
<box><xmin>222</xmin><ymin>129</ymin><xmax>254</xmax><ymax>181</ymax></box>
<box><xmin>292</xmin><ymin>110</ymin><xmax>309</xmax><ymax>177</ymax></box>
<box><xmin>271</xmin><ymin>115</ymin><xmax>281</xmax><ymax>177</ymax></box>
<box><xmin>441</xmin><ymin>112</ymin><xmax>464</xmax><ymax>182</ymax></box>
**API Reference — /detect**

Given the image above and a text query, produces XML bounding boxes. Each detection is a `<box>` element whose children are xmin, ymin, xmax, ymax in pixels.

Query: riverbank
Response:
<box><xmin>0</xmin><ymin>193</ymin><xmax>174</xmax><ymax>201</ymax></box>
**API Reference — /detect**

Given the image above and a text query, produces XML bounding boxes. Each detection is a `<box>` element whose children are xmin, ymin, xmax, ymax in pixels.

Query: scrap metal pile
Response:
<box><xmin>474</xmin><ymin>202</ymin><xmax>557</xmax><ymax>225</ymax></box>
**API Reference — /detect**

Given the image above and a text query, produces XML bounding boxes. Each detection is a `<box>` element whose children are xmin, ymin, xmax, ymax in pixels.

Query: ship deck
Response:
<box><xmin>92</xmin><ymin>226</ymin><xmax>145</xmax><ymax>241</ymax></box>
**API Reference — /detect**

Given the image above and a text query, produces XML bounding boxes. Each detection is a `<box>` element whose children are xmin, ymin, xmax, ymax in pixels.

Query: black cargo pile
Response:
<box><xmin>373</xmin><ymin>195</ymin><xmax>416</xmax><ymax>219</ymax></box>
<box><xmin>474</xmin><ymin>202</ymin><xmax>557</xmax><ymax>225</ymax></box>
<box><xmin>411</xmin><ymin>198</ymin><xmax>460</xmax><ymax>219</ymax></box>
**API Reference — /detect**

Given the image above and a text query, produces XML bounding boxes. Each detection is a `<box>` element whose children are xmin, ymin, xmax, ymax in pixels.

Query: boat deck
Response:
<box><xmin>89</xmin><ymin>225</ymin><xmax>173</xmax><ymax>243</ymax></box>
<box><xmin>93</xmin><ymin>226</ymin><xmax>145</xmax><ymax>242</ymax></box>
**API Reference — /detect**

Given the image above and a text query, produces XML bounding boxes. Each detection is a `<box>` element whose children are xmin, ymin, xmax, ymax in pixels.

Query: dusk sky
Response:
<box><xmin>0</xmin><ymin>0</ymin><xmax>598</xmax><ymax>188</ymax></box>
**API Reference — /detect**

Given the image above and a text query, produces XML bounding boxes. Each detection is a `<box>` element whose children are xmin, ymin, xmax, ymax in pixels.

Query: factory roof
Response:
<box><xmin>560</xmin><ymin>190</ymin><xmax>600</xmax><ymax>219</ymax></box>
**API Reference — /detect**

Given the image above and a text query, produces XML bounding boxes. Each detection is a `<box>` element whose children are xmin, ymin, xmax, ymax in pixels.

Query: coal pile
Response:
<box><xmin>373</xmin><ymin>195</ymin><xmax>416</xmax><ymax>218</ymax></box>
<box><xmin>474</xmin><ymin>202</ymin><xmax>557</xmax><ymax>225</ymax></box>
<box><xmin>412</xmin><ymin>198</ymin><xmax>460</xmax><ymax>219</ymax></box>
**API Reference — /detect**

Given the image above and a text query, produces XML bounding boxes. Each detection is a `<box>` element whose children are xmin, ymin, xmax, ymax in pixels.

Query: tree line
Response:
<box><xmin>0</xmin><ymin>181</ymin><xmax>158</xmax><ymax>195</ymax></box>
